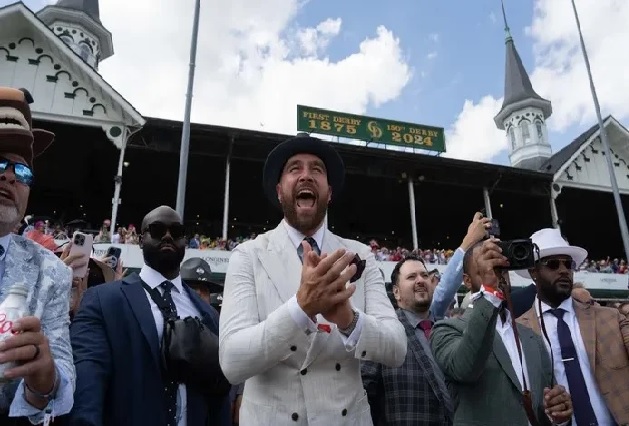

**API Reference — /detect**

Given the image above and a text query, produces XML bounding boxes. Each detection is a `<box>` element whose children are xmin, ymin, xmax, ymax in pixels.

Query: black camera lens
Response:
<box><xmin>512</xmin><ymin>244</ymin><xmax>530</xmax><ymax>261</ymax></box>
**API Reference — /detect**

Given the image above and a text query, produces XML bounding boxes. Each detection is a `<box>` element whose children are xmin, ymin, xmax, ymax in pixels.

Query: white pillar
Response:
<box><xmin>550</xmin><ymin>194</ymin><xmax>561</xmax><ymax>233</ymax></box>
<box><xmin>110</xmin><ymin>130</ymin><xmax>128</xmax><ymax>238</ymax></box>
<box><xmin>407</xmin><ymin>178</ymin><xmax>418</xmax><ymax>250</ymax></box>
<box><xmin>483</xmin><ymin>187</ymin><xmax>493</xmax><ymax>218</ymax></box>
<box><xmin>221</xmin><ymin>137</ymin><xmax>234</xmax><ymax>240</ymax></box>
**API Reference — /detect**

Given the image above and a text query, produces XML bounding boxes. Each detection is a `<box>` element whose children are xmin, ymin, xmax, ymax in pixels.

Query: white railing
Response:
<box><xmin>88</xmin><ymin>243</ymin><xmax>629</xmax><ymax>291</ymax></box>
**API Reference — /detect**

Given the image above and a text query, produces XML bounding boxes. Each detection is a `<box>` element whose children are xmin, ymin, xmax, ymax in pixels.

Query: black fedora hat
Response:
<box><xmin>180</xmin><ymin>257</ymin><xmax>223</xmax><ymax>293</ymax></box>
<box><xmin>263</xmin><ymin>134</ymin><xmax>345</xmax><ymax>209</ymax></box>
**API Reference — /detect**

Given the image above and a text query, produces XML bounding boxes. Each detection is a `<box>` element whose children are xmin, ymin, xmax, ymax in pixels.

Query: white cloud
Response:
<box><xmin>94</xmin><ymin>0</ymin><xmax>411</xmax><ymax>134</ymax></box>
<box><xmin>426</xmin><ymin>51</ymin><xmax>437</xmax><ymax>60</ymax></box>
<box><xmin>446</xmin><ymin>0</ymin><xmax>629</xmax><ymax>162</ymax></box>
<box><xmin>444</xmin><ymin>95</ymin><xmax>505</xmax><ymax>162</ymax></box>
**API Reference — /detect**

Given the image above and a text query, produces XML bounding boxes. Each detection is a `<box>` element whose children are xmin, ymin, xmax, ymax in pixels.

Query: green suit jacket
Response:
<box><xmin>430</xmin><ymin>297</ymin><xmax>553</xmax><ymax>426</ymax></box>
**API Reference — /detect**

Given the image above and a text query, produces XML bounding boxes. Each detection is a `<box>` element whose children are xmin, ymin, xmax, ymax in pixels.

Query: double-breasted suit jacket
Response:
<box><xmin>219</xmin><ymin>222</ymin><xmax>407</xmax><ymax>426</ymax></box>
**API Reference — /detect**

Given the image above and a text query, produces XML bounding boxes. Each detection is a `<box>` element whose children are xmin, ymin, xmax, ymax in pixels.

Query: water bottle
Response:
<box><xmin>0</xmin><ymin>283</ymin><xmax>29</xmax><ymax>382</ymax></box>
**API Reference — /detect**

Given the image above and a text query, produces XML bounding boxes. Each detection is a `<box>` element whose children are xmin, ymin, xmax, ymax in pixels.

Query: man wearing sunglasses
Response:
<box><xmin>0</xmin><ymin>87</ymin><xmax>75</xmax><ymax>425</ymax></box>
<box><xmin>70</xmin><ymin>206</ymin><xmax>230</xmax><ymax>426</ymax></box>
<box><xmin>516</xmin><ymin>228</ymin><xmax>629</xmax><ymax>426</ymax></box>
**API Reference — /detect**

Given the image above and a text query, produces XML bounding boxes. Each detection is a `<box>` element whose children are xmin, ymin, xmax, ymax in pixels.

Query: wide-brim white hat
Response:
<box><xmin>515</xmin><ymin>228</ymin><xmax>588</xmax><ymax>278</ymax></box>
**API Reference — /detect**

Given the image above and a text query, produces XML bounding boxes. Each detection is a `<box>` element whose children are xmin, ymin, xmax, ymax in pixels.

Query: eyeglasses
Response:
<box><xmin>144</xmin><ymin>223</ymin><xmax>185</xmax><ymax>240</ymax></box>
<box><xmin>0</xmin><ymin>159</ymin><xmax>33</xmax><ymax>186</ymax></box>
<box><xmin>539</xmin><ymin>258</ymin><xmax>576</xmax><ymax>271</ymax></box>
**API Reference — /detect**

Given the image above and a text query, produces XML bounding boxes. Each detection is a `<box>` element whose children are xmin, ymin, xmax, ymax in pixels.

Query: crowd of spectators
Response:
<box><xmin>18</xmin><ymin>216</ymin><xmax>629</xmax><ymax>273</ymax></box>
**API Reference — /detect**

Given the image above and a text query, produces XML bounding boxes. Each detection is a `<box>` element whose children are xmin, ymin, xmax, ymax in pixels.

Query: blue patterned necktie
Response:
<box><xmin>160</xmin><ymin>281</ymin><xmax>179</xmax><ymax>426</ymax></box>
<box><xmin>297</xmin><ymin>237</ymin><xmax>320</xmax><ymax>263</ymax></box>
<box><xmin>549</xmin><ymin>308</ymin><xmax>598</xmax><ymax>426</ymax></box>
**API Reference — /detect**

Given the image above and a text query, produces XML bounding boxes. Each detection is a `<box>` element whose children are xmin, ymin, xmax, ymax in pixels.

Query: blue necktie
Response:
<box><xmin>297</xmin><ymin>237</ymin><xmax>320</xmax><ymax>263</ymax></box>
<box><xmin>549</xmin><ymin>308</ymin><xmax>598</xmax><ymax>426</ymax></box>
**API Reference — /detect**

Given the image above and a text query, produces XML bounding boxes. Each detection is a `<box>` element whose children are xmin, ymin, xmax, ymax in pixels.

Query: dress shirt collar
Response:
<box><xmin>401</xmin><ymin>308</ymin><xmax>434</xmax><ymax>327</ymax></box>
<box><xmin>535</xmin><ymin>295</ymin><xmax>574</xmax><ymax>319</ymax></box>
<box><xmin>282</xmin><ymin>219</ymin><xmax>325</xmax><ymax>251</ymax></box>
<box><xmin>0</xmin><ymin>234</ymin><xmax>11</xmax><ymax>262</ymax></box>
<box><xmin>139</xmin><ymin>264</ymin><xmax>184</xmax><ymax>293</ymax></box>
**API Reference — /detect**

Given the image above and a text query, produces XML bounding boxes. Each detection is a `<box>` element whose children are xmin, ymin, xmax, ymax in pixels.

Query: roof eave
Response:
<box><xmin>494</xmin><ymin>97</ymin><xmax>553</xmax><ymax>129</ymax></box>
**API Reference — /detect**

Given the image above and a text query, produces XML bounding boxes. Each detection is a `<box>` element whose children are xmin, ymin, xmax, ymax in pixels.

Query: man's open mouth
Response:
<box><xmin>296</xmin><ymin>189</ymin><xmax>317</xmax><ymax>208</ymax></box>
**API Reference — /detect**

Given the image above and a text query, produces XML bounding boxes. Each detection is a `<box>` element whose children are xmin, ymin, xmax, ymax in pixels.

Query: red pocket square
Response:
<box><xmin>317</xmin><ymin>324</ymin><xmax>331</xmax><ymax>333</ymax></box>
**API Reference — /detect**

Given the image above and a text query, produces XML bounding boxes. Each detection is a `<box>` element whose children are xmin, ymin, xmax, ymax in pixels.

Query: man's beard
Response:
<box><xmin>540</xmin><ymin>277</ymin><xmax>572</xmax><ymax>306</ymax></box>
<box><xmin>143</xmin><ymin>245</ymin><xmax>185</xmax><ymax>273</ymax></box>
<box><xmin>0</xmin><ymin>204</ymin><xmax>21</xmax><ymax>235</ymax></box>
<box><xmin>280</xmin><ymin>190</ymin><xmax>327</xmax><ymax>234</ymax></box>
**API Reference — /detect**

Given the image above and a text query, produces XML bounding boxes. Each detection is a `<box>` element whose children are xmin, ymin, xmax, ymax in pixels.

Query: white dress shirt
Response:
<box><xmin>535</xmin><ymin>297</ymin><xmax>614</xmax><ymax>426</ymax></box>
<box><xmin>140</xmin><ymin>264</ymin><xmax>202</xmax><ymax>426</ymax></box>
<box><xmin>283</xmin><ymin>221</ymin><xmax>365</xmax><ymax>349</ymax></box>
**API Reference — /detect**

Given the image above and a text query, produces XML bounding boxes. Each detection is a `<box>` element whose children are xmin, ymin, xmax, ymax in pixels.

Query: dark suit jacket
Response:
<box><xmin>431</xmin><ymin>298</ymin><xmax>553</xmax><ymax>426</ymax></box>
<box><xmin>68</xmin><ymin>273</ymin><xmax>230</xmax><ymax>426</ymax></box>
<box><xmin>362</xmin><ymin>309</ymin><xmax>452</xmax><ymax>425</ymax></box>
<box><xmin>510</xmin><ymin>283</ymin><xmax>537</xmax><ymax>318</ymax></box>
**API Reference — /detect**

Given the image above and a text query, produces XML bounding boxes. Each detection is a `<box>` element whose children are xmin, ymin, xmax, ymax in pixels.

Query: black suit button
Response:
<box><xmin>300</xmin><ymin>369</ymin><xmax>307</xmax><ymax>375</ymax></box>
<box><xmin>342</xmin><ymin>409</ymin><xmax>347</xmax><ymax>416</ymax></box>
<box><xmin>335</xmin><ymin>363</ymin><xmax>341</xmax><ymax>371</ymax></box>
<box><xmin>291</xmin><ymin>412</ymin><xmax>299</xmax><ymax>421</ymax></box>
<box><xmin>361</xmin><ymin>351</ymin><xmax>366</xmax><ymax>357</ymax></box>
<box><xmin>290</xmin><ymin>345</ymin><xmax>297</xmax><ymax>351</ymax></box>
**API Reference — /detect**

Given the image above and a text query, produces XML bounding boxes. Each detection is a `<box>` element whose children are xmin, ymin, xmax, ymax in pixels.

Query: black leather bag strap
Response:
<box><xmin>141</xmin><ymin>282</ymin><xmax>176</xmax><ymax>320</ymax></box>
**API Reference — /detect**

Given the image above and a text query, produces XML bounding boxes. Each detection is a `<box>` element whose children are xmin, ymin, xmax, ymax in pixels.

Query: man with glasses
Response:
<box><xmin>516</xmin><ymin>228</ymin><xmax>629</xmax><ymax>426</ymax></box>
<box><xmin>70</xmin><ymin>206</ymin><xmax>230</xmax><ymax>426</ymax></box>
<box><xmin>0</xmin><ymin>87</ymin><xmax>75</xmax><ymax>425</ymax></box>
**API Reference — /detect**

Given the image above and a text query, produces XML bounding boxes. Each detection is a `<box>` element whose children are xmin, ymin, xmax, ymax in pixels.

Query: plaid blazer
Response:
<box><xmin>361</xmin><ymin>309</ymin><xmax>452</xmax><ymax>426</ymax></box>
<box><xmin>517</xmin><ymin>299</ymin><xmax>629</xmax><ymax>426</ymax></box>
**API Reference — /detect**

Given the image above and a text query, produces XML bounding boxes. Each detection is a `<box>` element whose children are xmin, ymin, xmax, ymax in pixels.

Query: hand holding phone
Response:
<box><xmin>68</xmin><ymin>232</ymin><xmax>93</xmax><ymax>278</ymax></box>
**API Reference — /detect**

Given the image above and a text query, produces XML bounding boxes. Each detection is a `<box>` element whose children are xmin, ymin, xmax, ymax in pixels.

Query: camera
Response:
<box><xmin>74</xmin><ymin>234</ymin><xmax>85</xmax><ymax>246</ymax></box>
<box><xmin>497</xmin><ymin>239</ymin><xmax>535</xmax><ymax>270</ymax></box>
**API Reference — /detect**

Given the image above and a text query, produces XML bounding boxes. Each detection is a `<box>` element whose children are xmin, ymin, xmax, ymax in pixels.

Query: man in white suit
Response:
<box><xmin>219</xmin><ymin>134</ymin><xmax>407</xmax><ymax>425</ymax></box>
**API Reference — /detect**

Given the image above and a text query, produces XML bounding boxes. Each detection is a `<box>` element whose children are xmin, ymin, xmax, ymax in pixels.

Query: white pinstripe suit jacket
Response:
<box><xmin>219</xmin><ymin>222</ymin><xmax>406</xmax><ymax>426</ymax></box>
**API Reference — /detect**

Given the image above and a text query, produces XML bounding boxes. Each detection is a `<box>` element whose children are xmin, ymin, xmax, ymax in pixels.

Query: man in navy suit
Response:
<box><xmin>69</xmin><ymin>206</ymin><xmax>229</xmax><ymax>426</ymax></box>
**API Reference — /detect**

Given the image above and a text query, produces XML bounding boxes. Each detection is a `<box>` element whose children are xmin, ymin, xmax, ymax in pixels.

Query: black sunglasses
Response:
<box><xmin>539</xmin><ymin>258</ymin><xmax>576</xmax><ymax>271</ymax></box>
<box><xmin>0</xmin><ymin>159</ymin><xmax>33</xmax><ymax>186</ymax></box>
<box><xmin>144</xmin><ymin>223</ymin><xmax>185</xmax><ymax>240</ymax></box>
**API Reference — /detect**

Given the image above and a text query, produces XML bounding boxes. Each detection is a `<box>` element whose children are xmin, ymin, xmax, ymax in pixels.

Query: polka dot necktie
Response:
<box><xmin>297</xmin><ymin>237</ymin><xmax>320</xmax><ymax>263</ymax></box>
<box><xmin>160</xmin><ymin>281</ymin><xmax>179</xmax><ymax>426</ymax></box>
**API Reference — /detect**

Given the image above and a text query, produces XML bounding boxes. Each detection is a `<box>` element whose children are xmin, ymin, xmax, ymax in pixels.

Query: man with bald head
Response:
<box><xmin>70</xmin><ymin>206</ymin><xmax>230</xmax><ymax>426</ymax></box>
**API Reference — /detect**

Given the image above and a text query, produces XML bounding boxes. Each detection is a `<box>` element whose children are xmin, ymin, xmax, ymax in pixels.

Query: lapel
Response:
<box><xmin>516</xmin><ymin>306</ymin><xmax>541</xmax><ymax>336</ymax></box>
<box><xmin>183</xmin><ymin>282</ymin><xmax>219</xmax><ymax>332</ymax></box>
<box><xmin>518</xmin><ymin>325</ymin><xmax>540</xmax><ymax>394</ymax></box>
<box><xmin>256</xmin><ymin>223</ymin><xmax>302</xmax><ymax>303</ymax></box>
<box><xmin>121</xmin><ymin>273</ymin><xmax>161</xmax><ymax>368</ymax></box>
<box><xmin>573</xmin><ymin>299</ymin><xmax>596</xmax><ymax>368</ymax></box>
<box><xmin>301</xmin><ymin>230</ymin><xmax>343</xmax><ymax>369</ymax></box>
<box><xmin>397</xmin><ymin>310</ymin><xmax>443</xmax><ymax>399</ymax></box>
<box><xmin>492</xmin><ymin>328</ymin><xmax>522</xmax><ymax>392</ymax></box>
<box><xmin>1</xmin><ymin>237</ymin><xmax>38</xmax><ymax>298</ymax></box>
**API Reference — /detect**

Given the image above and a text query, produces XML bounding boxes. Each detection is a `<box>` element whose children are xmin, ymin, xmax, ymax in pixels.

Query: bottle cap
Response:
<box><xmin>8</xmin><ymin>283</ymin><xmax>29</xmax><ymax>297</ymax></box>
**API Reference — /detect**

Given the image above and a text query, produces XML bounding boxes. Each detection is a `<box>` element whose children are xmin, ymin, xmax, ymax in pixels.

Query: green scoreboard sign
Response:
<box><xmin>296</xmin><ymin>105</ymin><xmax>445</xmax><ymax>153</ymax></box>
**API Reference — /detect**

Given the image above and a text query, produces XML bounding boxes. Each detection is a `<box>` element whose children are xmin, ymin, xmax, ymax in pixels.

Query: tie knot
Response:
<box><xmin>161</xmin><ymin>281</ymin><xmax>174</xmax><ymax>292</ymax></box>
<box><xmin>549</xmin><ymin>308</ymin><xmax>565</xmax><ymax>319</ymax></box>
<box><xmin>418</xmin><ymin>319</ymin><xmax>432</xmax><ymax>332</ymax></box>
<box><xmin>303</xmin><ymin>237</ymin><xmax>320</xmax><ymax>254</ymax></box>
